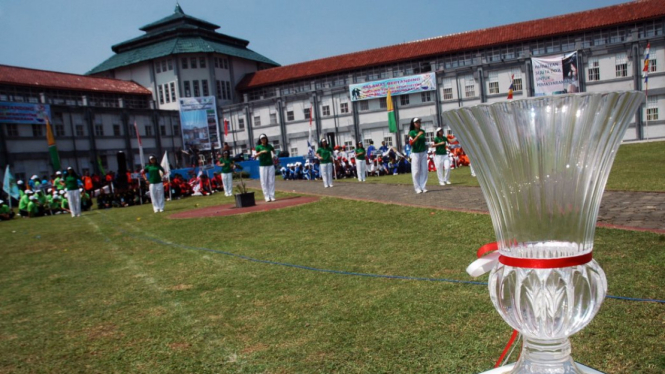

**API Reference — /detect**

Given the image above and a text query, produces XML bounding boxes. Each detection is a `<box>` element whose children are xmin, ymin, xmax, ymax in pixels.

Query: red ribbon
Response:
<box><xmin>477</xmin><ymin>242</ymin><xmax>593</xmax><ymax>269</ymax></box>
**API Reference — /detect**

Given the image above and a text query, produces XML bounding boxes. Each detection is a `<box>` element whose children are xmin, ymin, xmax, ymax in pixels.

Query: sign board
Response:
<box><xmin>532</xmin><ymin>52</ymin><xmax>579</xmax><ymax>96</ymax></box>
<box><xmin>349</xmin><ymin>72</ymin><xmax>437</xmax><ymax>101</ymax></box>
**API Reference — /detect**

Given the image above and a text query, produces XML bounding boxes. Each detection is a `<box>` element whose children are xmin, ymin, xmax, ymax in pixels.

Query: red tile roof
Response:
<box><xmin>0</xmin><ymin>65</ymin><xmax>152</xmax><ymax>95</ymax></box>
<box><xmin>239</xmin><ymin>0</ymin><xmax>665</xmax><ymax>90</ymax></box>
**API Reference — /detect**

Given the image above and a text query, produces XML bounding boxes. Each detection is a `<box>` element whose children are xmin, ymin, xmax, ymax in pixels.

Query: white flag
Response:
<box><xmin>160</xmin><ymin>151</ymin><xmax>171</xmax><ymax>178</ymax></box>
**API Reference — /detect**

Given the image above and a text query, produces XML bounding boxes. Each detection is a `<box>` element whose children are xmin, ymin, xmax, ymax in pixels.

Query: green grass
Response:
<box><xmin>0</xmin><ymin>192</ymin><xmax>663</xmax><ymax>373</ymax></box>
<box><xmin>339</xmin><ymin>141</ymin><xmax>665</xmax><ymax>192</ymax></box>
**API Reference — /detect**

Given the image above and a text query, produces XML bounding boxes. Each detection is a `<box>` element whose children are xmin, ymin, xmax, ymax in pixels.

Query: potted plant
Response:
<box><xmin>233</xmin><ymin>165</ymin><xmax>255</xmax><ymax>208</ymax></box>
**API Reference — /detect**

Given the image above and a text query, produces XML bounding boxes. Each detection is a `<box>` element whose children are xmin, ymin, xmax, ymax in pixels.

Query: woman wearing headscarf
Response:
<box><xmin>432</xmin><ymin>127</ymin><xmax>451</xmax><ymax>185</ymax></box>
<box><xmin>355</xmin><ymin>141</ymin><xmax>367</xmax><ymax>182</ymax></box>
<box><xmin>218</xmin><ymin>150</ymin><xmax>235</xmax><ymax>197</ymax></box>
<box><xmin>62</xmin><ymin>167</ymin><xmax>82</xmax><ymax>217</ymax></box>
<box><xmin>408</xmin><ymin>117</ymin><xmax>428</xmax><ymax>193</ymax></box>
<box><xmin>143</xmin><ymin>155</ymin><xmax>166</xmax><ymax>213</ymax></box>
<box><xmin>255</xmin><ymin>133</ymin><xmax>276</xmax><ymax>202</ymax></box>
<box><xmin>316</xmin><ymin>138</ymin><xmax>334</xmax><ymax>188</ymax></box>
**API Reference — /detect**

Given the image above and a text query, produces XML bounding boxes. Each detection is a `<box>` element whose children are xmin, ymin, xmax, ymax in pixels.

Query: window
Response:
<box><xmin>272</xmin><ymin>140</ymin><xmax>280</xmax><ymax>149</ymax></box>
<box><xmin>513</xmin><ymin>78</ymin><xmax>523</xmax><ymax>91</ymax></box>
<box><xmin>168</xmin><ymin>59</ymin><xmax>173</xmax><ymax>70</ymax></box>
<box><xmin>75</xmin><ymin>124</ymin><xmax>85</xmax><ymax>137</ymax></box>
<box><xmin>649</xmin><ymin>58</ymin><xmax>657</xmax><ymax>72</ymax></box>
<box><xmin>290</xmin><ymin>147</ymin><xmax>298</xmax><ymax>156</ymax></box>
<box><xmin>161</xmin><ymin>60</ymin><xmax>167</xmax><ymax>72</ymax></box>
<box><xmin>145</xmin><ymin>125</ymin><xmax>153</xmax><ymax>137</ymax></box>
<box><xmin>421</xmin><ymin>92</ymin><xmax>432</xmax><ymax>102</ymax></box>
<box><xmin>216</xmin><ymin>80</ymin><xmax>223</xmax><ymax>99</ymax></box>
<box><xmin>170</xmin><ymin>82</ymin><xmax>176</xmax><ymax>101</ymax></box>
<box><xmin>182</xmin><ymin>58</ymin><xmax>188</xmax><ymax>69</ymax></box>
<box><xmin>400</xmin><ymin>95</ymin><xmax>410</xmax><ymax>106</ymax></box>
<box><xmin>489</xmin><ymin>82</ymin><xmax>500</xmax><ymax>94</ymax></box>
<box><xmin>202</xmin><ymin>80</ymin><xmax>209</xmax><ymax>96</ymax></box>
<box><xmin>304</xmin><ymin>108</ymin><xmax>311</xmax><ymax>119</ymax></box>
<box><xmin>287</xmin><ymin>111</ymin><xmax>294</xmax><ymax>121</ymax></box>
<box><xmin>32</xmin><ymin>124</ymin><xmax>43</xmax><ymax>137</ymax></box>
<box><xmin>225</xmin><ymin>80</ymin><xmax>231</xmax><ymax>100</ymax></box>
<box><xmin>465</xmin><ymin>85</ymin><xmax>475</xmax><ymax>98</ymax></box>
<box><xmin>160</xmin><ymin>125</ymin><xmax>167</xmax><ymax>136</ymax></box>
<box><xmin>254</xmin><ymin>115</ymin><xmax>261</xmax><ymax>127</ymax></box>
<box><xmin>200</xmin><ymin>57</ymin><xmax>206</xmax><ymax>68</ymax></box>
<box><xmin>344</xmin><ymin>140</ymin><xmax>354</xmax><ymax>149</ymax></box>
<box><xmin>383</xmin><ymin>136</ymin><xmax>393</xmax><ymax>147</ymax></box>
<box><xmin>94</xmin><ymin>124</ymin><xmax>104</xmax><ymax>137</ymax></box>
<box><xmin>425</xmin><ymin>131</ymin><xmax>435</xmax><ymax>143</ymax></box>
<box><xmin>615</xmin><ymin>53</ymin><xmax>628</xmax><ymax>77</ymax></box>
<box><xmin>173</xmin><ymin>125</ymin><xmax>180</xmax><ymax>135</ymax></box>
<box><xmin>156</xmin><ymin>61</ymin><xmax>161</xmax><ymax>73</ymax></box>
<box><xmin>647</xmin><ymin>96</ymin><xmax>659</xmax><ymax>121</ymax></box>
<box><xmin>190</xmin><ymin>57</ymin><xmax>197</xmax><ymax>69</ymax></box>
<box><xmin>270</xmin><ymin>113</ymin><xmax>277</xmax><ymax>124</ymax></box>
<box><xmin>158</xmin><ymin>85</ymin><xmax>165</xmax><ymax>104</ymax></box>
<box><xmin>184</xmin><ymin>81</ymin><xmax>191</xmax><ymax>97</ymax></box>
<box><xmin>223</xmin><ymin>58</ymin><xmax>229</xmax><ymax>69</ymax></box>
<box><xmin>113</xmin><ymin>124</ymin><xmax>121</xmax><ymax>136</ymax></box>
<box><xmin>322</xmin><ymin>105</ymin><xmax>330</xmax><ymax>116</ymax></box>
<box><xmin>443</xmin><ymin>88</ymin><xmax>453</xmax><ymax>100</ymax></box>
<box><xmin>55</xmin><ymin>124</ymin><xmax>65</xmax><ymax>136</ymax></box>
<box><xmin>340</xmin><ymin>102</ymin><xmax>349</xmax><ymax>113</ymax></box>
<box><xmin>379</xmin><ymin>98</ymin><xmax>387</xmax><ymax>109</ymax></box>
<box><xmin>588</xmin><ymin>58</ymin><xmax>600</xmax><ymax>81</ymax></box>
<box><xmin>238</xmin><ymin>118</ymin><xmax>245</xmax><ymax>130</ymax></box>
<box><xmin>193</xmin><ymin>80</ymin><xmax>200</xmax><ymax>97</ymax></box>
<box><xmin>165</xmin><ymin>84</ymin><xmax>171</xmax><ymax>103</ymax></box>
<box><xmin>360</xmin><ymin>101</ymin><xmax>369</xmax><ymax>111</ymax></box>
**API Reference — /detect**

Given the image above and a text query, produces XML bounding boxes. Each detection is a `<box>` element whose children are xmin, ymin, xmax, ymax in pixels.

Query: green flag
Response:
<box><xmin>45</xmin><ymin>117</ymin><xmax>61</xmax><ymax>171</ymax></box>
<box><xmin>387</xmin><ymin>89</ymin><xmax>397</xmax><ymax>133</ymax></box>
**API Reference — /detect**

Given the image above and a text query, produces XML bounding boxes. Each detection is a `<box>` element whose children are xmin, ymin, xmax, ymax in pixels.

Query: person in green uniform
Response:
<box><xmin>53</xmin><ymin>171</ymin><xmax>65</xmax><ymax>191</ymax></box>
<box><xmin>60</xmin><ymin>194</ymin><xmax>70</xmax><ymax>214</ymax></box>
<box><xmin>0</xmin><ymin>199</ymin><xmax>15</xmax><ymax>221</ymax></box>
<box><xmin>80</xmin><ymin>188</ymin><xmax>92</xmax><ymax>211</ymax></box>
<box><xmin>50</xmin><ymin>195</ymin><xmax>63</xmax><ymax>214</ymax></box>
<box><xmin>355</xmin><ymin>141</ymin><xmax>367</xmax><ymax>182</ymax></box>
<box><xmin>143</xmin><ymin>155</ymin><xmax>166</xmax><ymax>213</ymax></box>
<box><xmin>61</xmin><ymin>167</ymin><xmax>82</xmax><ymax>217</ymax></box>
<box><xmin>316</xmin><ymin>138</ymin><xmax>334</xmax><ymax>188</ymax></box>
<box><xmin>19</xmin><ymin>189</ymin><xmax>32</xmax><ymax>217</ymax></box>
<box><xmin>27</xmin><ymin>195</ymin><xmax>39</xmax><ymax>218</ymax></box>
<box><xmin>218</xmin><ymin>150</ymin><xmax>235</xmax><ymax>197</ymax></box>
<box><xmin>408</xmin><ymin>117</ymin><xmax>428</xmax><ymax>193</ymax></box>
<box><xmin>255</xmin><ymin>134</ymin><xmax>276</xmax><ymax>202</ymax></box>
<box><xmin>432</xmin><ymin>127</ymin><xmax>452</xmax><ymax>185</ymax></box>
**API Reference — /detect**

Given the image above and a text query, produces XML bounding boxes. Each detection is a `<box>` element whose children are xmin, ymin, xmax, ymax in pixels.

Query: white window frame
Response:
<box><xmin>588</xmin><ymin>58</ymin><xmax>600</xmax><ymax>81</ymax></box>
<box><xmin>254</xmin><ymin>115</ymin><xmax>261</xmax><ymax>127</ymax></box>
<box><xmin>322</xmin><ymin>105</ymin><xmax>330</xmax><ymax>116</ymax></box>
<box><xmin>400</xmin><ymin>95</ymin><xmax>410</xmax><ymax>106</ymax></box>
<box><xmin>340</xmin><ymin>102</ymin><xmax>349</xmax><ymax>113</ymax></box>
<box><xmin>615</xmin><ymin>53</ymin><xmax>628</xmax><ymax>78</ymax></box>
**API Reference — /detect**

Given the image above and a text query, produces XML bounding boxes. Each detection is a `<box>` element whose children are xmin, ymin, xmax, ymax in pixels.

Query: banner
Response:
<box><xmin>0</xmin><ymin>102</ymin><xmax>50</xmax><ymax>124</ymax></box>
<box><xmin>178</xmin><ymin>96</ymin><xmax>220</xmax><ymax>152</ymax></box>
<box><xmin>532</xmin><ymin>51</ymin><xmax>579</xmax><ymax>96</ymax></box>
<box><xmin>349</xmin><ymin>72</ymin><xmax>436</xmax><ymax>102</ymax></box>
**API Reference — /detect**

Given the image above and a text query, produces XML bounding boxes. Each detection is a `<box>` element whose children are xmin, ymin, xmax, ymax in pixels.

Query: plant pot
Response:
<box><xmin>234</xmin><ymin>192</ymin><xmax>255</xmax><ymax>208</ymax></box>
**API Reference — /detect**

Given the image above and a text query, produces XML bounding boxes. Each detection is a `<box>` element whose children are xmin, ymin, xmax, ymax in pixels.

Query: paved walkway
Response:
<box><xmin>244</xmin><ymin>178</ymin><xmax>665</xmax><ymax>234</ymax></box>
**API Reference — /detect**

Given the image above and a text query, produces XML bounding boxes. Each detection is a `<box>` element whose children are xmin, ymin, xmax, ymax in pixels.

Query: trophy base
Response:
<box><xmin>479</xmin><ymin>363</ymin><xmax>604</xmax><ymax>374</ymax></box>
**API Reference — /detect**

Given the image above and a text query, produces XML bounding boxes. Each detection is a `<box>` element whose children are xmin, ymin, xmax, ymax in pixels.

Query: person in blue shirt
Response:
<box><xmin>280</xmin><ymin>165</ymin><xmax>288</xmax><ymax>180</ymax></box>
<box><xmin>379</xmin><ymin>141</ymin><xmax>389</xmax><ymax>155</ymax></box>
<box><xmin>366</xmin><ymin>141</ymin><xmax>376</xmax><ymax>159</ymax></box>
<box><xmin>294</xmin><ymin>162</ymin><xmax>303</xmax><ymax>179</ymax></box>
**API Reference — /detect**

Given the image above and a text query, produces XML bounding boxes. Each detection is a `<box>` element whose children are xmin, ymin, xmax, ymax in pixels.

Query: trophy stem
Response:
<box><xmin>511</xmin><ymin>338</ymin><xmax>582</xmax><ymax>374</ymax></box>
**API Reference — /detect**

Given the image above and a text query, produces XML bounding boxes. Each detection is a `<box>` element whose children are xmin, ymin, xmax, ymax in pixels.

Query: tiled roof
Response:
<box><xmin>87</xmin><ymin>36</ymin><xmax>279</xmax><ymax>75</ymax></box>
<box><xmin>0</xmin><ymin>65</ymin><xmax>152</xmax><ymax>95</ymax></box>
<box><xmin>238</xmin><ymin>0</ymin><xmax>665</xmax><ymax>90</ymax></box>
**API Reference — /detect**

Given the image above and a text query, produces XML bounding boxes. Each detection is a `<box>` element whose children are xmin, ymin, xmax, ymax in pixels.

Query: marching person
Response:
<box><xmin>355</xmin><ymin>141</ymin><xmax>367</xmax><ymax>182</ymax></box>
<box><xmin>432</xmin><ymin>127</ymin><xmax>452</xmax><ymax>185</ymax></box>
<box><xmin>62</xmin><ymin>167</ymin><xmax>82</xmax><ymax>217</ymax></box>
<box><xmin>143</xmin><ymin>155</ymin><xmax>166</xmax><ymax>213</ymax></box>
<box><xmin>219</xmin><ymin>150</ymin><xmax>235</xmax><ymax>197</ymax></box>
<box><xmin>316</xmin><ymin>138</ymin><xmax>334</xmax><ymax>188</ymax></box>
<box><xmin>408</xmin><ymin>117</ymin><xmax>428</xmax><ymax>193</ymax></box>
<box><xmin>255</xmin><ymin>134</ymin><xmax>276</xmax><ymax>202</ymax></box>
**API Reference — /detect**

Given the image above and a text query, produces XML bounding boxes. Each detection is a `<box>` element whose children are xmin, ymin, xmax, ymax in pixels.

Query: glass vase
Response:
<box><xmin>442</xmin><ymin>92</ymin><xmax>645</xmax><ymax>373</ymax></box>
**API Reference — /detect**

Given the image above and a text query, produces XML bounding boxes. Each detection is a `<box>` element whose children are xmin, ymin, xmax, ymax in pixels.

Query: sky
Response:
<box><xmin>0</xmin><ymin>0</ymin><xmax>629</xmax><ymax>75</ymax></box>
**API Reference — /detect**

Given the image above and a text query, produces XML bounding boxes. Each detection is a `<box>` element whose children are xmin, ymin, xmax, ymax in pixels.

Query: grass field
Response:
<box><xmin>1</xmin><ymin>191</ymin><xmax>663</xmax><ymax>373</ymax></box>
<box><xmin>338</xmin><ymin>141</ymin><xmax>665</xmax><ymax>192</ymax></box>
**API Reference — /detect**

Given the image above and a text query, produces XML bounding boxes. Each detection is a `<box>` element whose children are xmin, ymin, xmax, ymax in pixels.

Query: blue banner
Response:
<box><xmin>349</xmin><ymin>72</ymin><xmax>436</xmax><ymax>102</ymax></box>
<box><xmin>0</xmin><ymin>102</ymin><xmax>51</xmax><ymax>124</ymax></box>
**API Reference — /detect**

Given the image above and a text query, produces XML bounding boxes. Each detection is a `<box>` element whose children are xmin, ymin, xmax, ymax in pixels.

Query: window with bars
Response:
<box><xmin>287</xmin><ymin>111</ymin><xmax>294</xmax><ymax>121</ymax></box>
<box><xmin>513</xmin><ymin>78</ymin><xmax>523</xmax><ymax>91</ymax></box>
<box><xmin>304</xmin><ymin>108</ymin><xmax>311</xmax><ymax>119</ymax></box>
<box><xmin>270</xmin><ymin>113</ymin><xmax>277</xmax><ymax>124</ymax></box>
<box><xmin>254</xmin><ymin>116</ymin><xmax>261</xmax><ymax>127</ymax></box>
<box><xmin>290</xmin><ymin>147</ymin><xmax>298</xmax><ymax>156</ymax></box>
<box><xmin>400</xmin><ymin>95</ymin><xmax>410</xmax><ymax>105</ymax></box>
<box><xmin>340</xmin><ymin>103</ymin><xmax>349</xmax><ymax>113</ymax></box>
<box><xmin>94</xmin><ymin>124</ymin><xmax>104</xmax><ymax>137</ymax></box>
<box><xmin>615</xmin><ymin>53</ymin><xmax>628</xmax><ymax>77</ymax></box>
<box><xmin>588</xmin><ymin>59</ymin><xmax>600</xmax><ymax>81</ymax></box>
<box><xmin>489</xmin><ymin>82</ymin><xmax>500</xmax><ymax>94</ymax></box>
<box><xmin>238</xmin><ymin>118</ymin><xmax>245</xmax><ymax>130</ymax></box>
<box><xmin>647</xmin><ymin>96</ymin><xmax>659</xmax><ymax>121</ymax></box>
<box><xmin>75</xmin><ymin>124</ymin><xmax>85</xmax><ymax>137</ymax></box>
<box><xmin>202</xmin><ymin>80</ymin><xmax>209</xmax><ymax>96</ymax></box>
<box><xmin>113</xmin><ymin>124</ymin><xmax>121</xmax><ymax>136</ymax></box>
<box><xmin>425</xmin><ymin>131</ymin><xmax>435</xmax><ymax>143</ymax></box>
<box><xmin>190</xmin><ymin>57</ymin><xmax>197</xmax><ymax>69</ymax></box>
<box><xmin>32</xmin><ymin>124</ymin><xmax>43</xmax><ymax>137</ymax></box>
<box><xmin>443</xmin><ymin>88</ymin><xmax>453</xmax><ymax>100</ymax></box>
<box><xmin>360</xmin><ymin>101</ymin><xmax>369</xmax><ymax>111</ymax></box>
<box><xmin>322</xmin><ymin>105</ymin><xmax>330</xmax><ymax>116</ymax></box>
<box><xmin>158</xmin><ymin>85</ymin><xmax>165</xmax><ymax>104</ymax></box>
<box><xmin>55</xmin><ymin>124</ymin><xmax>65</xmax><ymax>136</ymax></box>
<box><xmin>421</xmin><ymin>92</ymin><xmax>432</xmax><ymax>102</ymax></box>
<box><xmin>182</xmin><ymin>58</ymin><xmax>188</xmax><ymax>69</ymax></box>
<box><xmin>379</xmin><ymin>98</ymin><xmax>387</xmax><ymax>108</ymax></box>
<box><xmin>193</xmin><ymin>80</ymin><xmax>200</xmax><ymax>97</ymax></box>
<box><xmin>145</xmin><ymin>125</ymin><xmax>153</xmax><ymax>137</ymax></box>
<box><xmin>465</xmin><ymin>85</ymin><xmax>475</xmax><ymax>98</ymax></box>
<box><xmin>170</xmin><ymin>82</ymin><xmax>176</xmax><ymax>102</ymax></box>
<box><xmin>649</xmin><ymin>59</ymin><xmax>657</xmax><ymax>72</ymax></box>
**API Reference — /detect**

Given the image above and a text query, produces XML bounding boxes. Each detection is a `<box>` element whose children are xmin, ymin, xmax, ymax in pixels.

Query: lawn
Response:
<box><xmin>0</xmin><ymin>192</ymin><xmax>663</xmax><ymax>373</ymax></box>
<box><xmin>338</xmin><ymin>140</ymin><xmax>665</xmax><ymax>192</ymax></box>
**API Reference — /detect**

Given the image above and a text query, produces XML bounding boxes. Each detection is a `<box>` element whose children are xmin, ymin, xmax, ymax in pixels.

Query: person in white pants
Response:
<box><xmin>255</xmin><ymin>134</ymin><xmax>276</xmax><ymax>201</ymax></box>
<box><xmin>355</xmin><ymin>141</ymin><xmax>367</xmax><ymax>182</ymax></box>
<box><xmin>144</xmin><ymin>155</ymin><xmax>166</xmax><ymax>213</ymax></box>
<box><xmin>432</xmin><ymin>127</ymin><xmax>452</xmax><ymax>185</ymax></box>
<box><xmin>316</xmin><ymin>138</ymin><xmax>334</xmax><ymax>188</ymax></box>
<box><xmin>62</xmin><ymin>167</ymin><xmax>82</xmax><ymax>217</ymax></box>
<box><xmin>408</xmin><ymin>118</ymin><xmax>429</xmax><ymax>193</ymax></box>
<box><xmin>218</xmin><ymin>150</ymin><xmax>235</xmax><ymax>197</ymax></box>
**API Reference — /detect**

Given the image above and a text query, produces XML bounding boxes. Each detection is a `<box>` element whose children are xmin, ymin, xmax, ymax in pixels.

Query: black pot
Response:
<box><xmin>234</xmin><ymin>192</ymin><xmax>256</xmax><ymax>208</ymax></box>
